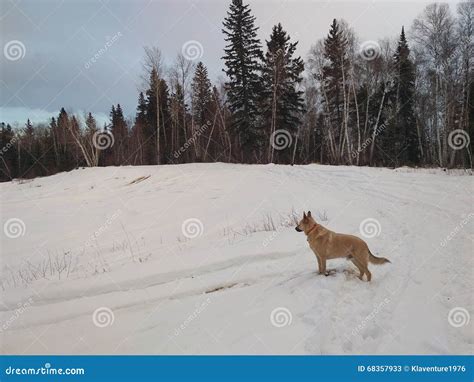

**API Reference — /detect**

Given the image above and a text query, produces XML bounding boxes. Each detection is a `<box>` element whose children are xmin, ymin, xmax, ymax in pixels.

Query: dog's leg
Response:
<box><xmin>316</xmin><ymin>255</ymin><xmax>323</xmax><ymax>274</ymax></box>
<box><xmin>351</xmin><ymin>258</ymin><xmax>365</xmax><ymax>281</ymax></box>
<box><xmin>360</xmin><ymin>257</ymin><xmax>372</xmax><ymax>282</ymax></box>
<box><xmin>320</xmin><ymin>258</ymin><xmax>327</xmax><ymax>276</ymax></box>
<box><xmin>364</xmin><ymin>267</ymin><xmax>372</xmax><ymax>282</ymax></box>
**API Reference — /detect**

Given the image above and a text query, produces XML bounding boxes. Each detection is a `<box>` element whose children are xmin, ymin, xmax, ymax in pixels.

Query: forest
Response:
<box><xmin>0</xmin><ymin>1</ymin><xmax>472</xmax><ymax>182</ymax></box>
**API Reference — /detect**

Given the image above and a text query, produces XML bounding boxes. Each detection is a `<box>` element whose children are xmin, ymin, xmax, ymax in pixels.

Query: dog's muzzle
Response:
<box><xmin>295</xmin><ymin>226</ymin><xmax>302</xmax><ymax>232</ymax></box>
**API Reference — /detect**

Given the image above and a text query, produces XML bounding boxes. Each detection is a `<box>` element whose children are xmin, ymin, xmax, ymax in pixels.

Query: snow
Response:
<box><xmin>0</xmin><ymin>163</ymin><xmax>472</xmax><ymax>354</ymax></box>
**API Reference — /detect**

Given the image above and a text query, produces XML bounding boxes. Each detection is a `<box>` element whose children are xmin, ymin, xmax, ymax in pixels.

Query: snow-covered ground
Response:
<box><xmin>0</xmin><ymin>163</ymin><xmax>472</xmax><ymax>354</ymax></box>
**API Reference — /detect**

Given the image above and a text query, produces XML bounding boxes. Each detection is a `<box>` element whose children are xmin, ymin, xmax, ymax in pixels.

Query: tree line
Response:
<box><xmin>1</xmin><ymin>1</ymin><xmax>472</xmax><ymax>182</ymax></box>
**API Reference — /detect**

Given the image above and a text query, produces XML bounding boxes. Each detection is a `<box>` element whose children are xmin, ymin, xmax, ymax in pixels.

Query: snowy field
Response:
<box><xmin>0</xmin><ymin>163</ymin><xmax>472</xmax><ymax>354</ymax></box>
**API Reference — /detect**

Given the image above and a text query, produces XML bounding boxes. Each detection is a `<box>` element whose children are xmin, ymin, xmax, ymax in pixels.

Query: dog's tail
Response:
<box><xmin>368</xmin><ymin>250</ymin><xmax>391</xmax><ymax>265</ymax></box>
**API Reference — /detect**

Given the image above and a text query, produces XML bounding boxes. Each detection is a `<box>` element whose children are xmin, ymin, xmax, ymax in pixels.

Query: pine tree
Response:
<box><xmin>69</xmin><ymin>115</ymin><xmax>81</xmax><ymax>166</ymax></box>
<box><xmin>85</xmin><ymin>112</ymin><xmax>97</xmax><ymax>135</ymax></box>
<box><xmin>132</xmin><ymin>92</ymin><xmax>148</xmax><ymax>165</ymax></box>
<box><xmin>390</xmin><ymin>27</ymin><xmax>420</xmax><ymax>165</ymax></box>
<box><xmin>145</xmin><ymin>69</ymin><xmax>159</xmax><ymax>164</ymax></box>
<box><xmin>85</xmin><ymin>112</ymin><xmax>99</xmax><ymax>166</ymax></box>
<box><xmin>144</xmin><ymin>70</ymin><xmax>172</xmax><ymax>164</ymax></box>
<box><xmin>157</xmin><ymin>79</ymin><xmax>171</xmax><ymax>163</ymax></box>
<box><xmin>55</xmin><ymin>108</ymin><xmax>75</xmax><ymax>170</ymax></box>
<box><xmin>222</xmin><ymin>0</ymin><xmax>263</xmax><ymax>159</ymax></box>
<box><xmin>192</xmin><ymin>62</ymin><xmax>212</xmax><ymax>128</ymax></box>
<box><xmin>321</xmin><ymin>19</ymin><xmax>349</xmax><ymax>163</ymax></box>
<box><xmin>0</xmin><ymin>123</ymin><xmax>18</xmax><ymax>180</ymax></box>
<box><xmin>191</xmin><ymin>62</ymin><xmax>213</xmax><ymax>161</ymax></box>
<box><xmin>262</xmin><ymin>23</ymin><xmax>305</xmax><ymax>163</ymax></box>
<box><xmin>109</xmin><ymin>104</ymin><xmax>128</xmax><ymax>165</ymax></box>
<box><xmin>22</xmin><ymin>120</ymin><xmax>34</xmax><ymax>176</ymax></box>
<box><xmin>169</xmin><ymin>83</ymin><xmax>187</xmax><ymax>161</ymax></box>
<box><xmin>135</xmin><ymin>92</ymin><xmax>147</xmax><ymax>127</ymax></box>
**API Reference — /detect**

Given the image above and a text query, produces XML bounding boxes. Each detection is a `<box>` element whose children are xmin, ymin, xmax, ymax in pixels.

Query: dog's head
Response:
<box><xmin>295</xmin><ymin>211</ymin><xmax>315</xmax><ymax>233</ymax></box>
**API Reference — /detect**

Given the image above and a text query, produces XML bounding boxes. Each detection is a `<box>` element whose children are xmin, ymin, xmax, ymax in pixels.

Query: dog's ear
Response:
<box><xmin>307</xmin><ymin>211</ymin><xmax>312</xmax><ymax>217</ymax></box>
<box><xmin>303</xmin><ymin>212</ymin><xmax>307</xmax><ymax>219</ymax></box>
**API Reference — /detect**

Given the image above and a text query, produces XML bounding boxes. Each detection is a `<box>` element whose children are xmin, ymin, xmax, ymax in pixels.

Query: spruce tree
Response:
<box><xmin>169</xmin><ymin>83</ymin><xmax>186</xmax><ymax>161</ymax></box>
<box><xmin>191</xmin><ymin>62</ymin><xmax>212</xmax><ymax>161</ymax></box>
<box><xmin>135</xmin><ymin>92</ymin><xmax>147</xmax><ymax>127</ymax></box>
<box><xmin>321</xmin><ymin>19</ymin><xmax>349</xmax><ymax>162</ymax></box>
<box><xmin>391</xmin><ymin>27</ymin><xmax>420</xmax><ymax>165</ymax></box>
<box><xmin>110</xmin><ymin>104</ymin><xmax>128</xmax><ymax>165</ymax></box>
<box><xmin>145</xmin><ymin>68</ymin><xmax>159</xmax><ymax>164</ymax></box>
<box><xmin>157</xmin><ymin>79</ymin><xmax>171</xmax><ymax>163</ymax></box>
<box><xmin>131</xmin><ymin>92</ymin><xmax>148</xmax><ymax>165</ymax></box>
<box><xmin>192</xmin><ymin>61</ymin><xmax>212</xmax><ymax>128</ymax></box>
<box><xmin>262</xmin><ymin>23</ymin><xmax>305</xmax><ymax>163</ymax></box>
<box><xmin>222</xmin><ymin>0</ymin><xmax>263</xmax><ymax>158</ymax></box>
<box><xmin>0</xmin><ymin>123</ymin><xmax>18</xmax><ymax>180</ymax></box>
<box><xmin>56</xmin><ymin>108</ymin><xmax>73</xmax><ymax>170</ymax></box>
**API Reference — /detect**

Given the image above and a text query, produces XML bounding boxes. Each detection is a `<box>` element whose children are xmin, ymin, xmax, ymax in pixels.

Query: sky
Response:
<box><xmin>0</xmin><ymin>0</ymin><xmax>463</xmax><ymax>127</ymax></box>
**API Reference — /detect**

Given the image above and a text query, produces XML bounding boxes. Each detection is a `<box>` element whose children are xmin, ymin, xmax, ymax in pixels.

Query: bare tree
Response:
<box><xmin>412</xmin><ymin>3</ymin><xmax>457</xmax><ymax>166</ymax></box>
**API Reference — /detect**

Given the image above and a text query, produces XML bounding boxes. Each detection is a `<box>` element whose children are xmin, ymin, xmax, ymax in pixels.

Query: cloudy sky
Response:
<box><xmin>0</xmin><ymin>0</ymin><xmax>462</xmax><ymax>126</ymax></box>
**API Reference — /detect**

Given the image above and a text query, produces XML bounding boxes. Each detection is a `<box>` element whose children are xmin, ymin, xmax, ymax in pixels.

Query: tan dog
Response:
<box><xmin>295</xmin><ymin>211</ymin><xmax>390</xmax><ymax>281</ymax></box>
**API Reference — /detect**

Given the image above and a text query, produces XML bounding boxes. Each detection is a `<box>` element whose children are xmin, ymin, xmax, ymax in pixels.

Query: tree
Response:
<box><xmin>109</xmin><ymin>104</ymin><xmax>128</xmax><ymax>165</ymax></box>
<box><xmin>0</xmin><ymin>123</ymin><xmax>18</xmax><ymax>181</ymax></box>
<box><xmin>387</xmin><ymin>27</ymin><xmax>420</xmax><ymax>165</ymax></box>
<box><xmin>55</xmin><ymin>108</ymin><xmax>75</xmax><ymax>170</ymax></box>
<box><xmin>169</xmin><ymin>83</ymin><xmax>186</xmax><ymax>162</ymax></box>
<box><xmin>222</xmin><ymin>0</ymin><xmax>263</xmax><ymax>160</ymax></box>
<box><xmin>145</xmin><ymin>68</ymin><xmax>160</xmax><ymax>164</ymax></box>
<box><xmin>142</xmin><ymin>47</ymin><xmax>164</xmax><ymax>164</ymax></box>
<box><xmin>321</xmin><ymin>19</ymin><xmax>350</xmax><ymax>163</ymax></box>
<box><xmin>454</xmin><ymin>1</ymin><xmax>473</xmax><ymax>167</ymax></box>
<box><xmin>169</xmin><ymin>53</ymin><xmax>194</xmax><ymax>157</ymax></box>
<box><xmin>412</xmin><ymin>3</ymin><xmax>457</xmax><ymax>166</ymax></box>
<box><xmin>261</xmin><ymin>23</ymin><xmax>305</xmax><ymax>163</ymax></box>
<box><xmin>191</xmin><ymin>61</ymin><xmax>213</xmax><ymax>161</ymax></box>
<box><xmin>84</xmin><ymin>112</ymin><xmax>100</xmax><ymax>166</ymax></box>
<box><xmin>131</xmin><ymin>92</ymin><xmax>148</xmax><ymax>165</ymax></box>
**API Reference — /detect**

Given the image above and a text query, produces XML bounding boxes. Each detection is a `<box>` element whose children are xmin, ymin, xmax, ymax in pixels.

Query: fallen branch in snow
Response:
<box><xmin>127</xmin><ymin>175</ymin><xmax>151</xmax><ymax>185</ymax></box>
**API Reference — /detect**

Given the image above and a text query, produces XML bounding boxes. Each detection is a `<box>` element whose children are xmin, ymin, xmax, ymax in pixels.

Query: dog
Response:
<box><xmin>295</xmin><ymin>211</ymin><xmax>390</xmax><ymax>281</ymax></box>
